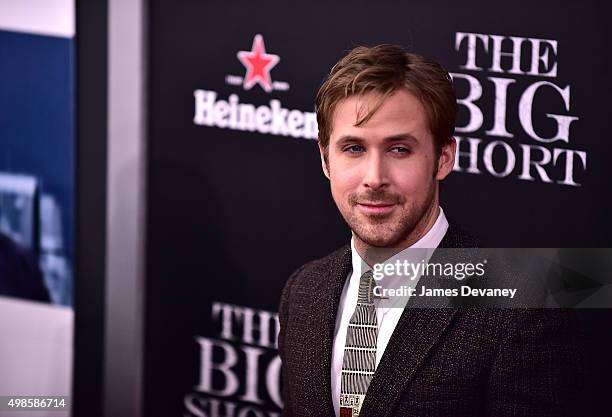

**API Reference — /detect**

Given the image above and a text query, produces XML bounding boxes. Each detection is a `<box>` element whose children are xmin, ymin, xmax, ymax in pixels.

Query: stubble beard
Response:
<box><xmin>343</xmin><ymin>181</ymin><xmax>438</xmax><ymax>251</ymax></box>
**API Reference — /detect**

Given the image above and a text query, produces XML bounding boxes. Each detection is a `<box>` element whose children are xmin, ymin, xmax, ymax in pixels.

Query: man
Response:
<box><xmin>278</xmin><ymin>45</ymin><xmax>585</xmax><ymax>417</ymax></box>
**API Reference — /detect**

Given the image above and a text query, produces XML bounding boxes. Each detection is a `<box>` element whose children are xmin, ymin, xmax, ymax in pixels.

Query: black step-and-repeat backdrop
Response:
<box><xmin>145</xmin><ymin>1</ymin><xmax>612</xmax><ymax>416</ymax></box>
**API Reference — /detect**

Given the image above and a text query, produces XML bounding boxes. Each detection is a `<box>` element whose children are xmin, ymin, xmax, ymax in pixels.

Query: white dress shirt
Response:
<box><xmin>331</xmin><ymin>207</ymin><xmax>449</xmax><ymax>417</ymax></box>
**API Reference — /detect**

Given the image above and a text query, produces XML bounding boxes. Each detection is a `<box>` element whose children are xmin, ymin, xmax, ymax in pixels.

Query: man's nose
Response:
<box><xmin>362</xmin><ymin>153</ymin><xmax>388</xmax><ymax>190</ymax></box>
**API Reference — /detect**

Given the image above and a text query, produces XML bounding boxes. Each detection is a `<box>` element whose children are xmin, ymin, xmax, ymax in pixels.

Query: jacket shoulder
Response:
<box><xmin>280</xmin><ymin>245</ymin><xmax>349</xmax><ymax>302</ymax></box>
<box><xmin>441</xmin><ymin>219</ymin><xmax>480</xmax><ymax>248</ymax></box>
<box><xmin>294</xmin><ymin>244</ymin><xmax>350</xmax><ymax>277</ymax></box>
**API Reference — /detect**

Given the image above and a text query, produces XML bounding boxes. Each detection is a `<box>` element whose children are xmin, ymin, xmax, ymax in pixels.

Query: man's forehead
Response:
<box><xmin>330</xmin><ymin>90</ymin><xmax>429</xmax><ymax>141</ymax></box>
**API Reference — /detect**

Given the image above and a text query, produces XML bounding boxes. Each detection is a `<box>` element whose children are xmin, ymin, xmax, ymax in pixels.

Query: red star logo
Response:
<box><xmin>237</xmin><ymin>34</ymin><xmax>280</xmax><ymax>93</ymax></box>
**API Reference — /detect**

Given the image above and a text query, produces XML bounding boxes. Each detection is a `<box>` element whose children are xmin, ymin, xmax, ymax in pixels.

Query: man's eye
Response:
<box><xmin>390</xmin><ymin>146</ymin><xmax>410</xmax><ymax>154</ymax></box>
<box><xmin>344</xmin><ymin>145</ymin><xmax>365</xmax><ymax>153</ymax></box>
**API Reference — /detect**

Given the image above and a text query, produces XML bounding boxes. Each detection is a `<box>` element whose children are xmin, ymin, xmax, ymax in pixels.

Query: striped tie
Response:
<box><xmin>339</xmin><ymin>270</ymin><xmax>378</xmax><ymax>417</ymax></box>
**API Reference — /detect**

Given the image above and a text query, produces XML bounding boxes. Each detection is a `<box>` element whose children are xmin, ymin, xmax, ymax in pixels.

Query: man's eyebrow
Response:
<box><xmin>335</xmin><ymin>133</ymin><xmax>419</xmax><ymax>146</ymax></box>
<box><xmin>335</xmin><ymin>135</ymin><xmax>363</xmax><ymax>147</ymax></box>
<box><xmin>382</xmin><ymin>133</ymin><xmax>419</xmax><ymax>144</ymax></box>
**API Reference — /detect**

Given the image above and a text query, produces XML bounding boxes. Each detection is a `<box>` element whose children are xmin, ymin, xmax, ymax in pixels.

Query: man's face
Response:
<box><xmin>320</xmin><ymin>88</ymin><xmax>455</xmax><ymax>249</ymax></box>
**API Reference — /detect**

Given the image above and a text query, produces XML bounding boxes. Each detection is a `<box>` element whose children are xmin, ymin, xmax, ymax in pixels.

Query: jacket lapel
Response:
<box><xmin>359</xmin><ymin>222</ymin><xmax>466</xmax><ymax>417</ymax></box>
<box><xmin>307</xmin><ymin>245</ymin><xmax>352</xmax><ymax>417</ymax></box>
<box><xmin>359</xmin><ymin>308</ymin><xmax>456</xmax><ymax>417</ymax></box>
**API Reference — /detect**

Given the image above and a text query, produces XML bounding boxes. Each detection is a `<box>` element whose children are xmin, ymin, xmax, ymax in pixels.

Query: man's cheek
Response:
<box><xmin>393</xmin><ymin>163</ymin><xmax>429</xmax><ymax>187</ymax></box>
<box><xmin>332</xmin><ymin>172</ymin><xmax>360</xmax><ymax>191</ymax></box>
<box><xmin>330</xmin><ymin>184</ymin><xmax>348</xmax><ymax>208</ymax></box>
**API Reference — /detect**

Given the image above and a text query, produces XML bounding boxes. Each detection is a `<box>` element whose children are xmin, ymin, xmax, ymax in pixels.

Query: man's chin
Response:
<box><xmin>350</xmin><ymin>218</ymin><xmax>419</xmax><ymax>249</ymax></box>
<box><xmin>354</xmin><ymin>232</ymin><xmax>403</xmax><ymax>249</ymax></box>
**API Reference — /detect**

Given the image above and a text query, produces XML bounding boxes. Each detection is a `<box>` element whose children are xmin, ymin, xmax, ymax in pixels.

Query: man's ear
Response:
<box><xmin>435</xmin><ymin>137</ymin><xmax>457</xmax><ymax>181</ymax></box>
<box><xmin>318</xmin><ymin>142</ymin><xmax>330</xmax><ymax>179</ymax></box>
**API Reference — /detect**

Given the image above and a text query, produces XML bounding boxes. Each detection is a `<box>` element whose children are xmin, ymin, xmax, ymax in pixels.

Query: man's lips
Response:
<box><xmin>356</xmin><ymin>202</ymin><xmax>396</xmax><ymax>215</ymax></box>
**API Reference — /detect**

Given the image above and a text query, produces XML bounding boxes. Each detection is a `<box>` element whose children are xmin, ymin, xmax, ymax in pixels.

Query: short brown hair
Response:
<box><xmin>315</xmin><ymin>45</ymin><xmax>456</xmax><ymax>161</ymax></box>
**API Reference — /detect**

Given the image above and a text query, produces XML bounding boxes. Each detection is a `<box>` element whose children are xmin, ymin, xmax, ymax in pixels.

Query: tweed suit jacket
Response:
<box><xmin>278</xmin><ymin>222</ymin><xmax>586</xmax><ymax>417</ymax></box>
